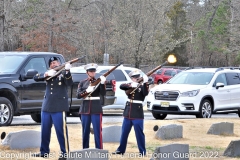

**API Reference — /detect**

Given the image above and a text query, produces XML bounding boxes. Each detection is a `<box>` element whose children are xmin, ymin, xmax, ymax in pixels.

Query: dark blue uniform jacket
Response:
<box><xmin>34</xmin><ymin>70</ymin><xmax>73</xmax><ymax>112</ymax></box>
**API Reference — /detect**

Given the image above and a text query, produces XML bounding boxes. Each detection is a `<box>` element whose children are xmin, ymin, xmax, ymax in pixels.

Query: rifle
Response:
<box><xmin>82</xmin><ymin>62</ymin><xmax>123</xmax><ymax>99</ymax></box>
<box><xmin>125</xmin><ymin>61</ymin><xmax>169</xmax><ymax>95</ymax></box>
<box><xmin>45</xmin><ymin>55</ymin><xmax>86</xmax><ymax>81</ymax></box>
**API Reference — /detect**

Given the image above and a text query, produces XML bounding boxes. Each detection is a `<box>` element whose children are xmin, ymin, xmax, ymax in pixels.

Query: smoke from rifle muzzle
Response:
<box><xmin>1</xmin><ymin>132</ymin><xmax>6</xmax><ymax>140</ymax></box>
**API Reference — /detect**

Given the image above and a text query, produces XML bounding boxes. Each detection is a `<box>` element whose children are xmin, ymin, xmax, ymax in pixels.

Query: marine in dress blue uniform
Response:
<box><xmin>113</xmin><ymin>69</ymin><xmax>149</xmax><ymax>155</ymax></box>
<box><xmin>32</xmin><ymin>57</ymin><xmax>73</xmax><ymax>159</ymax></box>
<box><xmin>76</xmin><ymin>63</ymin><xmax>106</xmax><ymax>149</ymax></box>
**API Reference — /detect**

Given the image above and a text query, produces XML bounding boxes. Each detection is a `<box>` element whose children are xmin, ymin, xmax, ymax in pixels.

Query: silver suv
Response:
<box><xmin>146</xmin><ymin>67</ymin><xmax>240</xmax><ymax>119</ymax></box>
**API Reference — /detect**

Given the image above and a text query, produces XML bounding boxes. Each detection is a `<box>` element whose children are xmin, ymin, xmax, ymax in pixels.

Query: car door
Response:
<box><xmin>163</xmin><ymin>70</ymin><xmax>172</xmax><ymax>82</ymax></box>
<box><xmin>20</xmin><ymin>57</ymin><xmax>48</xmax><ymax>109</ymax></box>
<box><xmin>154</xmin><ymin>69</ymin><xmax>163</xmax><ymax>84</ymax></box>
<box><xmin>212</xmin><ymin>73</ymin><xmax>230</xmax><ymax>109</ymax></box>
<box><xmin>226</xmin><ymin>72</ymin><xmax>240</xmax><ymax>108</ymax></box>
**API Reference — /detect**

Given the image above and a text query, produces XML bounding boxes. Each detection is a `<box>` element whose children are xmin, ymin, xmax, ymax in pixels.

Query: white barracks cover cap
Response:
<box><xmin>84</xmin><ymin>63</ymin><xmax>98</xmax><ymax>71</ymax></box>
<box><xmin>128</xmin><ymin>69</ymin><xmax>141</xmax><ymax>77</ymax></box>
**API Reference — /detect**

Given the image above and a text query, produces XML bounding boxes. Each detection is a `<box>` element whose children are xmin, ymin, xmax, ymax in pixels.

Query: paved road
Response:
<box><xmin>10</xmin><ymin>110</ymin><xmax>239</xmax><ymax>126</ymax></box>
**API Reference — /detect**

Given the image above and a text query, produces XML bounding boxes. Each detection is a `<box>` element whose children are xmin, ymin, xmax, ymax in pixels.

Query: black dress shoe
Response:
<box><xmin>112</xmin><ymin>150</ymin><xmax>124</xmax><ymax>155</ymax></box>
<box><xmin>31</xmin><ymin>153</ymin><xmax>49</xmax><ymax>158</ymax></box>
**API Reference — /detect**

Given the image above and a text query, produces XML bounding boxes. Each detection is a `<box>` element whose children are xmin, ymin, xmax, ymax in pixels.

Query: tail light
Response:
<box><xmin>111</xmin><ymin>80</ymin><xmax>116</xmax><ymax>92</ymax></box>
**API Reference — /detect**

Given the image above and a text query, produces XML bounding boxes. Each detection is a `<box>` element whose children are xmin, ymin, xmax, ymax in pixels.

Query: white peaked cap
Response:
<box><xmin>129</xmin><ymin>69</ymin><xmax>141</xmax><ymax>77</ymax></box>
<box><xmin>84</xmin><ymin>63</ymin><xmax>98</xmax><ymax>70</ymax></box>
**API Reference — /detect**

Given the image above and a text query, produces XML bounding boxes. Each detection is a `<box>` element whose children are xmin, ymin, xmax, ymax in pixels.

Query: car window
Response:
<box><xmin>0</xmin><ymin>55</ymin><xmax>27</xmax><ymax>73</ymax></box>
<box><xmin>168</xmin><ymin>72</ymin><xmax>187</xmax><ymax>84</ymax></box>
<box><xmin>168</xmin><ymin>72</ymin><xmax>214</xmax><ymax>85</ymax></box>
<box><xmin>213</xmin><ymin>74</ymin><xmax>227</xmax><ymax>86</ymax></box>
<box><xmin>70</xmin><ymin>67</ymin><xmax>85</xmax><ymax>73</ymax></box>
<box><xmin>171</xmin><ymin>71</ymin><xmax>177</xmax><ymax>76</ymax></box>
<box><xmin>24</xmin><ymin>58</ymin><xmax>47</xmax><ymax>74</ymax></box>
<box><xmin>226</xmin><ymin>73</ymin><xmax>240</xmax><ymax>85</ymax></box>
<box><xmin>164</xmin><ymin>70</ymin><xmax>172</xmax><ymax>76</ymax></box>
<box><xmin>156</xmin><ymin>69</ymin><xmax>162</xmax><ymax>74</ymax></box>
<box><xmin>124</xmin><ymin>70</ymin><xmax>132</xmax><ymax>75</ymax></box>
<box><xmin>99</xmin><ymin>69</ymin><xmax>127</xmax><ymax>81</ymax></box>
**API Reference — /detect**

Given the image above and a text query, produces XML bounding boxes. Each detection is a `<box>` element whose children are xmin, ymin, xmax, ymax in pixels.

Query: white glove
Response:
<box><xmin>46</xmin><ymin>69</ymin><xmax>56</xmax><ymax>76</ymax></box>
<box><xmin>131</xmin><ymin>82</ymin><xmax>139</xmax><ymax>88</ymax></box>
<box><xmin>143</xmin><ymin>75</ymin><xmax>149</xmax><ymax>83</ymax></box>
<box><xmin>100</xmin><ymin>76</ymin><xmax>106</xmax><ymax>84</ymax></box>
<box><xmin>86</xmin><ymin>86</ymin><xmax>95</xmax><ymax>93</ymax></box>
<box><xmin>65</xmin><ymin>63</ymin><xmax>72</xmax><ymax>70</ymax></box>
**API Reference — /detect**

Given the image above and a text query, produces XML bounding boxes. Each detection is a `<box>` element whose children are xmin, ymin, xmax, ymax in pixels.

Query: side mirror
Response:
<box><xmin>25</xmin><ymin>69</ymin><xmax>38</xmax><ymax>79</ymax></box>
<box><xmin>216</xmin><ymin>82</ymin><xmax>224</xmax><ymax>89</ymax></box>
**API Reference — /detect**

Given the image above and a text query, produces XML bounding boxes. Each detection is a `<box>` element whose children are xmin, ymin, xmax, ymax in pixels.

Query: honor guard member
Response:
<box><xmin>76</xmin><ymin>63</ymin><xmax>106</xmax><ymax>149</ymax></box>
<box><xmin>32</xmin><ymin>57</ymin><xmax>73</xmax><ymax>159</ymax></box>
<box><xmin>113</xmin><ymin>69</ymin><xmax>149</xmax><ymax>156</ymax></box>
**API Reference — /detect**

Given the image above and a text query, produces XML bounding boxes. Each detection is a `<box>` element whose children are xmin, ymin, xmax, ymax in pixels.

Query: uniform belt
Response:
<box><xmin>84</xmin><ymin>97</ymin><xmax>100</xmax><ymax>100</ymax></box>
<box><xmin>127</xmin><ymin>99</ymin><xmax>143</xmax><ymax>104</ymax></box>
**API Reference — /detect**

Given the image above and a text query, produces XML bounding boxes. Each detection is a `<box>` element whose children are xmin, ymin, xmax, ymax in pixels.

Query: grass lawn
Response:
<box><xmin>1</xmin><ymin>118</ymin><xmax>240</xmax><ymax>160</ymax></box>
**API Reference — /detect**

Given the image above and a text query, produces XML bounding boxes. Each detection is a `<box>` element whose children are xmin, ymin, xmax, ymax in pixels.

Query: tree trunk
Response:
<box><xmin>0</xmin><ymin>0</ymin><xmax>5</xmax><ymax>51</ymax></box>
<box><xmin>48</xmin><ymin>1</ymin><xmax>54</xmax><ymax>52</ymax></box>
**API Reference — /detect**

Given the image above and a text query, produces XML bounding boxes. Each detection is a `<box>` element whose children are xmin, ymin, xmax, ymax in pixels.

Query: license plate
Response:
<box><xmin>161</xmin><ymin>102</ymin><xmax>169</xmax><ymax>107</ymax></box>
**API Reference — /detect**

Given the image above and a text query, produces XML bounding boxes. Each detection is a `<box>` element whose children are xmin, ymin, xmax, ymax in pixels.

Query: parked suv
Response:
<box><xmin>152</xmin><ymin>68</ymin><xmax>182</xmax><ymax>84</ymax></box>
<box><xmin>71</xmin><ymin>65</ymin><xmax>148</xmax><ymax>110</ymax></box>
<box><xmin>147</xmin><ymin>67</ymin><xmax>240</xmax><ymax>119</ymax></box>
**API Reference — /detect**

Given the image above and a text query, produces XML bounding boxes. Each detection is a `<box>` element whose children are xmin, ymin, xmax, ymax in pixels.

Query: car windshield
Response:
<box><xmin>0</xmin><ymin>55</ymin><xmax>26</xmax><ymax>73</ymax></box>
<box><xmin>70</xmin><ymin>67</ymin><xmax>86</xmax><ymax>73</ymax></box>
<box><xmin>167</xmin><ymin>71</ymin><xmax>214</xmax><ymax>85</ymax></box>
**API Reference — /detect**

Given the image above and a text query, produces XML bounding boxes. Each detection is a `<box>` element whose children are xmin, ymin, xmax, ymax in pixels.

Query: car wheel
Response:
<box><xmin>31</xmin><ymin>114</ymin><xmax>41</xmax><ymax>123</ymax></box>
<box><xmin>0</xmin><ymin>97</ymin><xmax>14</xmax><ymax>126</ymax></box>
<box><xmin>152</xmin><ymin>113</ymin><xmax>167</xmax><ymax>120</ymax></box>
<box><xmin>157</xmin><ymin>80</ymin><xmax>163</xmax><ymax>84</ymax></box>
<box><xmin>238</xmin><ymin>109</ymin><xmax>240</xmax><ymax>117</ymax></box>
<box><xmin>196</xmin><ymin>99</ymin><xmax>212</xmax><ymax>118</ymax></box>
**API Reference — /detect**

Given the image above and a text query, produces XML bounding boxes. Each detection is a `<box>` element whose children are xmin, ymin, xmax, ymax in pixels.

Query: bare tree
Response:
<box><xmin>2</xmin><ymin>0</ymin><xmax>240</xmax><ymax>68</ymax></box>
<box><xmin>0</xmin><ymin>0</ymin><xmax>6</xmax><ymax>51</ymax></box>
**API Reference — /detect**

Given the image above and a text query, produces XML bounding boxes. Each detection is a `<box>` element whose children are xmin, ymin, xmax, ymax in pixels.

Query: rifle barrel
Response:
<box><xmin>126</xmin><ymin>60</ymin><xmax>169</xmax><ymax>95</ymax></box>
<box><xmin>45</xmin><ymin>55</ymin><xmax>86</xmax><ymax>80</ymax></box>
<box><xmin>82</xmin><ymin>61</ymin><xmax>123</xmax><ymax>98</ymax></box>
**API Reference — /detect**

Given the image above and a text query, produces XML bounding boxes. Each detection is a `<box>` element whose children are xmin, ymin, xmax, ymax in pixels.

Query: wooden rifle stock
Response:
<box><xmin>125</xmin><ymin>61</ymin><xmax>169</xmax><ymax>95</ymax></box>
<box><xmin>45</xmin><ymin>55</ymin><xmax>86</xmax><ymax>80</ymax></box>
<box><xmin>82</xmin><ymin>62</ymin><xmax>123</xmax><ymax>98</ymax></box>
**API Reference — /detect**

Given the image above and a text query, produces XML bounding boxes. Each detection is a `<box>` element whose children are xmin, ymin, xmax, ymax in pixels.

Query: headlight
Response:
<box><xmin>181</xmin><ymin>90</ymin><xmax>199</xmax><ymax>97</ymax></box>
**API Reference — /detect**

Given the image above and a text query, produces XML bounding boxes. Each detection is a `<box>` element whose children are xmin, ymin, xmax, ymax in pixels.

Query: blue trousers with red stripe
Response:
<box><xmin>40</xmin><ymin>111</ymin><xmax>69</xmax><ymax>155</ymax></box>
<box><xmin>80</xmin><ymin>114</ymin><xmax>103</xmax><ymax>149</ymax></box>
<box><xmin>117</xmin><ymin>118</ymin><xmax>146</xmax><ymax>155</ymax></box>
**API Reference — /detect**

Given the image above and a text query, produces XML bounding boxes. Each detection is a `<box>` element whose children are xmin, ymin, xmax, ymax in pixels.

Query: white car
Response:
<box><xmin>147</xmin><ymin>67</ymin><xmax>240</xmax><ymax>119</ymax></box>
<box><xmin>71</xmin><ymin>65</ymin><xmax>147</xmax><ymax>110</ymax></box>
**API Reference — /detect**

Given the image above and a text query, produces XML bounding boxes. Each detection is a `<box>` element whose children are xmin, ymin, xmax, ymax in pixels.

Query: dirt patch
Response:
<box><xmin>0</xmin><ymin>118</ymin><xmax>240</xmax><ymax>160</ymax></box>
